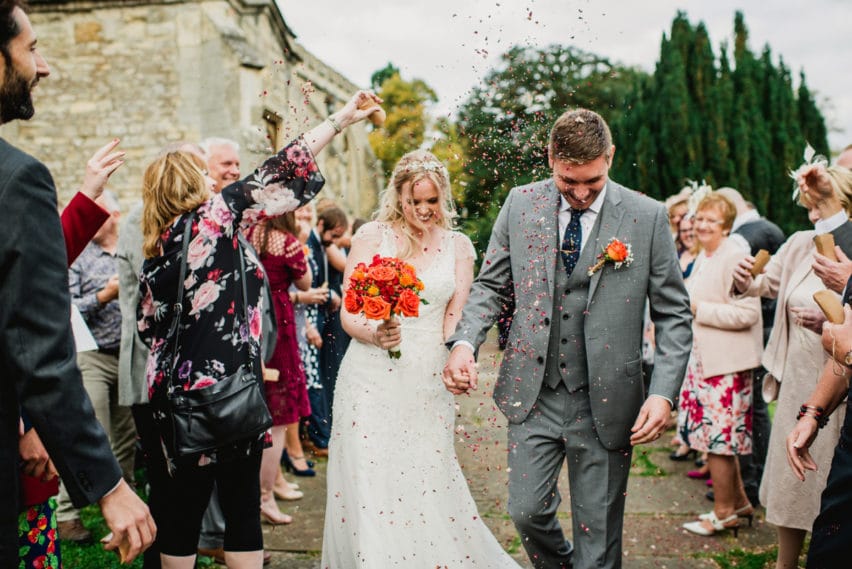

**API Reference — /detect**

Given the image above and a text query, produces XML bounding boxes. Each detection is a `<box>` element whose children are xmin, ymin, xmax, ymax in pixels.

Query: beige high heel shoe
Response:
<box><xmin>273</xmin><ymin>482</ymin><xmax>304</xmax><ymax>501</ymax></box>
<box><xmin>260</xmin><ymin>499</ymin><xmax>293</xmax><ymax>525</ymax></box>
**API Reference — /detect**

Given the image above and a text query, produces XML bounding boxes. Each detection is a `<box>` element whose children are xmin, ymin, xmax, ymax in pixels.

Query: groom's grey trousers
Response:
<box><xmin>507</xmin><ymin>238</ymin><xmax>632</xmax><ymax>569</ymax></box>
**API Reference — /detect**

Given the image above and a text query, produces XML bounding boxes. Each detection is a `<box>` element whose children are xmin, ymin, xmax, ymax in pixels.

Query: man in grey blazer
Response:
<box><xmin>444</xmin><ymin>109</ymin><xmax>692</xmax><ymax>569</ymax></box>
<box><xmin>0</xmin><ymin>2</ymin><xmax>154</xmax><ymax>564</ymax></box>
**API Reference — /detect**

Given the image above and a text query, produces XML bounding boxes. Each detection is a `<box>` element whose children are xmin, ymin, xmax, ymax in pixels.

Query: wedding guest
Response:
<box><xmin>678</xmin><ymin>215</ymin><xmax>699</xmax><ymax>279</ymax></box>
<box><xmin>302</xmin><ymin>207</ymin><xmax>347</xmax><ymax>457</ymax></box>
<box><xmin>680</xmin><ymin>192</ymin><xmax>763</xmax><ymax>537</ymax></box>
<box><xmin>319</xmin><ymin>207</ymin><xmax>351</xmax><ymax>430</ymax></box>
<box><xmin>292</xmin><ymin>203</ymin><xmax>327</xmax><ymax>470</ymax></box>
<box><xmin>58</xmin><ymin>191</ymin><xmax>138</xmax><ymax>543</ymax></box>
<box><xmin>136</xmin><ymin>91</ymin><xmax>377</xmax><ymax>568</ymax></box>
<box><xmin>670</xmin><ymin>214</ymin><xmax>701</xmax><ymax>462</ymax></box>
<box><xmin>787</xmin><ymin>301</ymin><xmax>852</xmax><ymax>568</ymax></box>
<box><xmin>249</xmin><ymin>211</ymin><xmax>311</xmax><ymax>524</ymax></box>
<box><xmin>19</xmin><ymin>140</ymin><xmax>124</xmax><ymax>568</ymax></box>
<box><xmin>715</xmin><ymin>187</ymin><xmax>785</xmax><ymax>506</ymax></box>
<box><xmin>732</xmin><ymin>158</ymin><xmax>852</xmax><ymax>568</ymax></box>
<box><xmin>665</xmin><ymin>187</ymin><xmax>692</xmax><ymax>248</ymax></box>
<box><xmin>1</xmin><ymin>4</ymin><xmax>154</xmax><ymax>565</ymax></box>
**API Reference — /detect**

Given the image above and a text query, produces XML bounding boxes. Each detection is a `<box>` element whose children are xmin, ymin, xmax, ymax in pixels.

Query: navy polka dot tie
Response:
<box><xmin>561</xmin><ymin>208</ymin><xmax>585</xmax><ymax>277</ymax></box>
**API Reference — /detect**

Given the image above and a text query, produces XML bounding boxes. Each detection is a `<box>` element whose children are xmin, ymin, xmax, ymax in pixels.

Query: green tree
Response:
<box><xmin>612</xmin><ymin>10</ymin><xmax>828</xmax><ymax>235</ymax></box>
<box><xmin>367</xmin><ymin>70</ymin><xmax>437</xmax><ymax>177</ymax></box>
<box><xmin>370</xmin><ymin>63</ymin><xmax>399</xmax><ymax>91</ymax></box>
<box><xmin>457</xmin><ymin>44</ymin><xmax>645</xmax><ymax>250</ymax></box>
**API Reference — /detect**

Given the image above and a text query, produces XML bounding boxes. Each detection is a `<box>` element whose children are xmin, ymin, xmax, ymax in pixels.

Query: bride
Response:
<box><xmin>321</xmin><ymin>150</ymin><xmax>521</xmax><ymax>568</ymax></box>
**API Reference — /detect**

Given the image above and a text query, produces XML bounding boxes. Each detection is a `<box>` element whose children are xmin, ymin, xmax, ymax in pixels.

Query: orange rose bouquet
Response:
<box><xmin>587</xmin><ymin>238</ymin><xmax>633</xmax><ymax>276</ymax></box>
<box><xmin>344</xmin><ymin>255</ymin><xmax>427</xmax><ymax>359</ymax></box>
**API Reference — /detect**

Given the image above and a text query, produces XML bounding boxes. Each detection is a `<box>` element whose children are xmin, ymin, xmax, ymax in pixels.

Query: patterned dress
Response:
<box><xmin>138</xmin><ymin>137</ymin><xmax>324</xmax><ymax>464</ymax></box>
<box><xmin>17</xmin><ymin>498</ymin><xmax>59</xmax><ymax>569</ymax></box>
<box><xmin>679</xmin><ymin>350</ymin><xmax>753</xmax><ymax>455</ymax></box>
<box><xmin>252</xmin><ymin>228</ymin><xmax>312</xmax><ymax>425</ymax></box>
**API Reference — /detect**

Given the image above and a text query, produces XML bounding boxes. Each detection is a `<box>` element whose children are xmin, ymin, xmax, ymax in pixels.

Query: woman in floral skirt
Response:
<box><xmin>679</xmin><ymin>192</ymin><xmax>763</xmax><ymax>537</ymax></box>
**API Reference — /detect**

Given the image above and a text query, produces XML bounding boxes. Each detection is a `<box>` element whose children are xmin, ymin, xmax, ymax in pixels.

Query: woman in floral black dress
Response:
<box><xmin>137</xmin><ymin>91</ymin><xmax>379</xmax><ymax>569</ymax></box>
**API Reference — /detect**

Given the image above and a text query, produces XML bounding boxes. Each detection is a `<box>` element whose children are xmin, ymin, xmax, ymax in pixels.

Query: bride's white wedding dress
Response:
<box><xmin>321</xmin><ymin>226</ymin><xmax>520</xmax><ymax>568</ymax></box>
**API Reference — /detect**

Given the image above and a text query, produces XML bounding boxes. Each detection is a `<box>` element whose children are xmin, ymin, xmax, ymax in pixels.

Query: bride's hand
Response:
<box><xmin>373</xmin><ymin>319</ymin><xmax>401</xmax><ymax>350</ymax></box>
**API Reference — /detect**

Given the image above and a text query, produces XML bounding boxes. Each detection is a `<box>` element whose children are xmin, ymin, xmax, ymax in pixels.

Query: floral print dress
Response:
<box><xmin>138</xmin><ymin>138</ymin><xmax>324</xmax><ymax>464</ymax></box>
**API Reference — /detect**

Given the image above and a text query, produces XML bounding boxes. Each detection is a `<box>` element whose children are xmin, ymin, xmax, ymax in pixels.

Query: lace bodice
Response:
<box><xmin>377</xmin><ymin>225</ymin><xmax>458</xmax><ymax>337</ymax></box>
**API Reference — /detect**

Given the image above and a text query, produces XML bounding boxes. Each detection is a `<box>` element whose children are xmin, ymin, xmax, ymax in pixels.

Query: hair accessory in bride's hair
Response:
<box><xmin>790</xmin><ymin>143</ymin><xmax>829</xmax><ymax>202</ymax></box>
<box><xmin>402</xmin><ymin>158</ymin><xmax>446</xmax><ymax>175</ymax></box>
<box><xmin>685</xmin><ymin>179</ymin><xmax>713</xmax><ymax>218</ymax></box>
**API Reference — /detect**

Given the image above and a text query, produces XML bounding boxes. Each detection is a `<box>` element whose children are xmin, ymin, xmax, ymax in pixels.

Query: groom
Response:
<box><xmin>444</xmin><ymin>109</ymin><xmax>692</xmax><ymax>569</ymax></box>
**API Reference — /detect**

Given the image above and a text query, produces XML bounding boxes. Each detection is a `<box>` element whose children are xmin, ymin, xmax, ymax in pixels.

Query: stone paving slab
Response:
<box><xmin>262</xmin><ymin>333</ymin><xmax>778</xmax><ymax>568</ymax></box>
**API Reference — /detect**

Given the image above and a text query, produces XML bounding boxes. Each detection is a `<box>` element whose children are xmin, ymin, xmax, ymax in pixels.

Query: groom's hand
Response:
<box><xmin>443</xmin><ymin>345</ymin><xmax>478</xmax><ymax>394</ymax></box>
<box><xmin>629</xmin><ymin>395</ymin><xmax>671</xmax><ymax>446</ymax></box>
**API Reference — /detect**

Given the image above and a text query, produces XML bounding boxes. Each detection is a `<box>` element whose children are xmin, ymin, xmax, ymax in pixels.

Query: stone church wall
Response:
<box><xmin>2</xmin><ymin>0</ymin><xmax>382</xmax><ymax>217</ymax></box>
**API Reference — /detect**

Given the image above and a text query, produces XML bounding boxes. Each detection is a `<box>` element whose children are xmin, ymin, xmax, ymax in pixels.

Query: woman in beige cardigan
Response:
<box><xmin>732</xmin><ymin>163</ymin><xmax>852</xmax><ymax>569</ymax></box>
<box><xmin>681</xmin><ymin>193</ymin><xmax>763</xmax><ymax>537</ymax></box>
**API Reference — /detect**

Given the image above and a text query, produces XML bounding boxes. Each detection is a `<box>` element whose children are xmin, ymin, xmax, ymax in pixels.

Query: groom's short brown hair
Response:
<box><xmin>549</xmin><ymin>109</ymin><xmax>612</xmax><ymax>164</ymax></box>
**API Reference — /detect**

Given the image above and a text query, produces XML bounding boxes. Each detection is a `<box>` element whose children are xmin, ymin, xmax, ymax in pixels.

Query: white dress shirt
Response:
<box><xmin>558</xmin><ymin>185</ymin><xmax>608</xmax><ymax>254</ymax></box>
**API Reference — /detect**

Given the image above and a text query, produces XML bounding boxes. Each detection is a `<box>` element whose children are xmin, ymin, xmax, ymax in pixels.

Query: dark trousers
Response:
<box><xmin>305</xmin><ymin>311</ymin><xmax>332</xmax><ymax>448</ymax></box>
<box><xmin>738</xmin><ymin>367</ymin><xmax>770</xmax><ymax>504</ymax></box>
<box><xmin>131</xmin><ymin>404</ymin><xmax>165</xmax><ymax>569</ymax></box>
<box><xmin>155</xmin><ymin>448</ymin><xmax>262</xmax><ymax>555</ymax></box>
<box><xmin>807</xmin><ymin>402</ymin><xmax>852</xmax><ymax>568</ymax></box>
<box><xmin>0</xmin><ymin>413</ymin><xmax>20</xmax><ymax>568</ymax></box>
<box><xmin>320</xmin><ymin>310</ymin><xmax>350</xmax><ymax>421</ymax></box>
<box><xmin>306</xmin><ymin>385</ymin><xmax>331</xmax><ymax>448</ymax></box>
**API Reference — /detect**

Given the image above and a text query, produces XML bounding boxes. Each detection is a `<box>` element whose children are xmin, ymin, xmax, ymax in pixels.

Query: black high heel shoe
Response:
<box><xmin>669</xmin><ymin>447</ymin><xmax>697</xmax><ymax>461</ymax></box>
<box><xmin>281</xmin><ymin>451</ymin><xmax>316</xmax><ymax>477</ymax></box>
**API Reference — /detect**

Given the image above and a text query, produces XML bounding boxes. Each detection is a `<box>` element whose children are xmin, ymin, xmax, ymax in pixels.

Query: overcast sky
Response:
<box><xmin>279</xmin><ymin>0</ymin><xmax>851</xmax><ymax>153</ymax></box>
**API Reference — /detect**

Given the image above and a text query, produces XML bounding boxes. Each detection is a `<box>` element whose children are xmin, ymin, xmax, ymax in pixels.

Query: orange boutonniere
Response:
<box><xmin>588</xmin><ymin>238</ymin><xmax>634</xmax><ymax>276</ymax></box>
<box><xmin>344</xmin><ymin>255</ymin><xmax>428</xmax><ymax>359</ymax></box>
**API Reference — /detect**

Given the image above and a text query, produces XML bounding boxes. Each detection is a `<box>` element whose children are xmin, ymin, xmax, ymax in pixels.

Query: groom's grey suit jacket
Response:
<box><xmin>450</xmin><ymin>179</ymin><xmax>693</xmax><ymax>449</ymax></box>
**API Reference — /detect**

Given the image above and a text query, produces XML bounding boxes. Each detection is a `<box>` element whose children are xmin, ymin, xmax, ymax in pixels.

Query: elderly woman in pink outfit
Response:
<box><xmin>679</xmin><ymin>192</ymin><xmax>763</xmax><ymax>537</ymax></box>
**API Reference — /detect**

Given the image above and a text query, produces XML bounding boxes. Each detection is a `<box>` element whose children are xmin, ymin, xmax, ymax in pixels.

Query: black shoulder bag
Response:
<box><xmin>160</xmin><ymin>214</ymin><xmax>273</xmax><ymax>457</ymax></box>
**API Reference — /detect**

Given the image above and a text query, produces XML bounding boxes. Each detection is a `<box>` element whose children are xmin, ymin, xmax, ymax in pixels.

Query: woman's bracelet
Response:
<box><xmin>326</xmin><ymin>116</ymin><xmax>342</xmax><ymax>134</ymax></box>
<box><xmin>797</xmin><ymin>404</ymin><xmax>829</xmax><ymax>429</ymax></box>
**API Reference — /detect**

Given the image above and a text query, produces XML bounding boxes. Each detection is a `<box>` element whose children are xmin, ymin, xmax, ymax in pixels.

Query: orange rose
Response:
<box><xmin>399</xmin><ymin>265</ymin><xmax>417</xmax><ymax>287</ymax></box>
<box><xmin>368</xmin><ymin>265</ymin><xmax>396</xmax><ymax>282</ymax></box>
<box><xmin>396</xmin><ymin>288</ymin><xmax>420</xmax><ymax>317</ymax></box>
<box><xmin>605</xmin><ymin>240</ymin><xmax>629</xmax><ymax>262</ymax></box>
<box><xmin>362</xmin><ymin>295</ymin><xmax>391</xmax><ymax>320</ymax></box>
<box><xmin>344</xmin><ymin>289</ymin><xmax>363</xmax><ymax>314</ymax></box>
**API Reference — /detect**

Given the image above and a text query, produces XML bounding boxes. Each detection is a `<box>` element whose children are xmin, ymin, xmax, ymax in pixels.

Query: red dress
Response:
<box><xmin>258</xmin><ymin>230</ymin><xmax>311</xmax><ymax>425</ymax></box>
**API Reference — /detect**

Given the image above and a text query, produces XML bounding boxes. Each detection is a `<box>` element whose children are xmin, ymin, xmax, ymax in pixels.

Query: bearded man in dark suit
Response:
<box><xmin>0</xmin><ymin>2</ymin><xmax>154</xmax><ymax>564</ymax></box>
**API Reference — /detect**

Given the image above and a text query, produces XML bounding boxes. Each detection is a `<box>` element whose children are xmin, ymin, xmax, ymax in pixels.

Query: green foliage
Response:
<box><xmin>630</xmin><ymin>448</ymin><xmax>667</xmax><ymax>477</ymax></box>
<box><xmin>60</xmin><ymin>504</ymin><xmax>143</xmax><ymax>569</ymax></box>
<box><xmin>457</xmin><ymin>44</ymin><xmax>645</xmax><ymax>251</ymax></box>
<box><xmin>370</xmin><ymin>62</ymin><xmax>399</xmax><ymax>91</ymax></box>
<box><xmin>368</xmin><ymin>69</ymin><xmax>437</xmax><ymax>178</ymax></box>
<box><xmin>367</xmin><ymin>66</ymin><xmax>471</xmax><ymax>214</ymax></box>
<box><xmin>612</xmin><ymin>10</ymin><xmax>827</xmax><ymax>235</ymax></box>
<box><xmin>708</xmin><ymin>547</ymin><xmax>778</xmax><ymax>569</ymax></box>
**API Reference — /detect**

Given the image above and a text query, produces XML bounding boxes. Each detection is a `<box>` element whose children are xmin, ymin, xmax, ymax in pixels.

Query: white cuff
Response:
<box><xmin>451</xmin><ymin>340</ymin><xmax>476</xmax><ymax>354</ymax></box>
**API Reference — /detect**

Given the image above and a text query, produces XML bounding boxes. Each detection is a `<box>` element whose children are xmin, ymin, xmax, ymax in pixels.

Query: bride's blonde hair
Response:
<box><xmin>376</xmin><ymin>150</ymin><xmax>457</xmax><ymax>259</ymax></box>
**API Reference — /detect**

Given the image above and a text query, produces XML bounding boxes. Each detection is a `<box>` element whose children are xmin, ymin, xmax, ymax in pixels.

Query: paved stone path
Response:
<box><xmin>260</xmin><ymin>334</ymin><xmax>777</xmax><ymax>568</ymax></box>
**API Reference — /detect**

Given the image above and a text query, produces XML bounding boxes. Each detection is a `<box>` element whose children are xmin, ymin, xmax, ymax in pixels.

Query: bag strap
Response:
<box><xmin>165</xmin><ymin>213</ymin><xmax>253</xmax><ymax>388</ymax></box>
<box><xmin>165</xmin><ymin>212</ymin><xmax>195</xmax><ymax>381</ymax></box>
